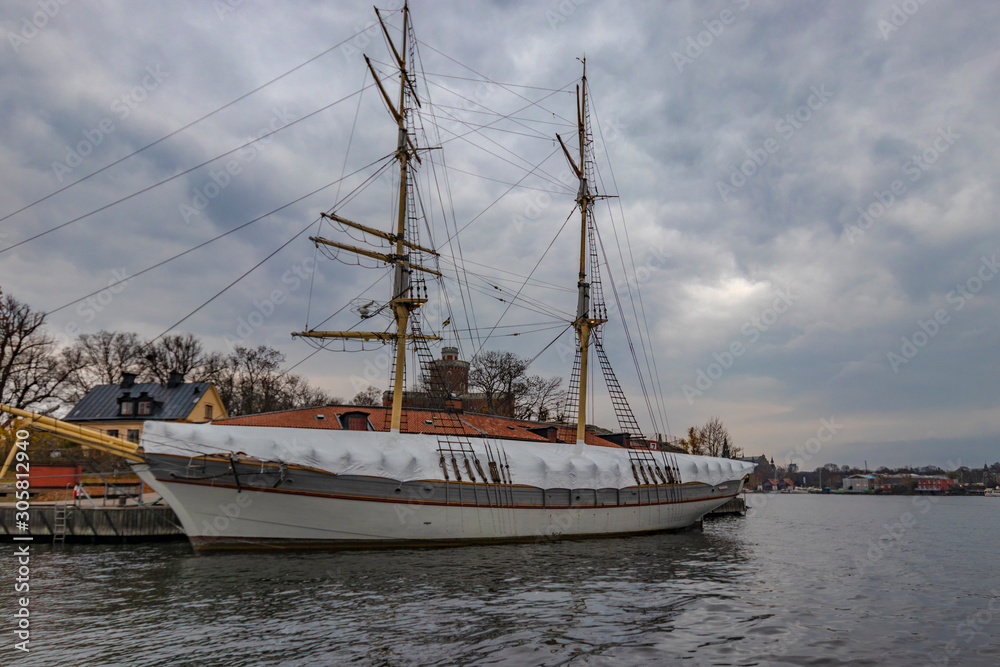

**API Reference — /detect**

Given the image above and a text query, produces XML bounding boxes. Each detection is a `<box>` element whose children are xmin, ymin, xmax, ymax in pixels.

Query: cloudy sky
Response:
<box><xmin>2</xmin><ymin>0</ymin><xmax>998</xmax><ymax>469</ymax></box>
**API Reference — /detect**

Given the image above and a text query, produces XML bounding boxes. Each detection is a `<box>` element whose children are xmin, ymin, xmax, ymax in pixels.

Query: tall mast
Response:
<box><xmin>557</xmin><ymin>58</ymin><xmax>606</xmax><ymax>444</ymax></box>
<box><xmin>293</xmin><ymin>1</ymin><xmax>439</xmax><ymax>433</ymax></box>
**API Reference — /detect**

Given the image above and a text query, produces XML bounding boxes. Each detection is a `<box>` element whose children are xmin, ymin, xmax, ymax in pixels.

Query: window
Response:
<box><xmin>127</xmin><ymin>429</ymin><xmax>140</xmax><ymax>443</ymax></box>
<box><xmin>339</xmin><ymin>411</ymin><xmax>371</xmax><ymax>431</ymax></box>
<box><xmin>204</xmin><ymin>404</ymin><xmax>213</xmax><ymax>420</ymax></box>
<box><xmin>120</xmin><ymin>401</ymin><xmax>134</xmax><ymax>416</ymax></box>
<box><xmin>138</xmin><ymin>401</ymin><xmax>152</xmax><ymax>416</ymax></box>
<box><xmin>107</xmin><ymin>429</ymin><xmax>119</xmax><ymax>439</ymax></box>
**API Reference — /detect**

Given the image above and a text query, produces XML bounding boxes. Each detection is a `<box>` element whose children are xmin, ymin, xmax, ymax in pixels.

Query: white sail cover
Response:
<box><xmin>141</xmin><ymin>421</ymin><xmax>754</xmax><ymax>490</ymax></box>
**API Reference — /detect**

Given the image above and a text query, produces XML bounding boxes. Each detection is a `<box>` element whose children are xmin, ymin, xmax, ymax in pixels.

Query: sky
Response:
<box><xmin>1</xmin><ymin>0</ymin><xmax>998</xmax><ymax>470</ymax></box>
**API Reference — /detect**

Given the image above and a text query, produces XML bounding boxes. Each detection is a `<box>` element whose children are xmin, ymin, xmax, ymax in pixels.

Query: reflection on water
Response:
<box><xmin>6</xmin><ymin>495</ymin><xmax>1000</xmax><ymax>666</ymax></box>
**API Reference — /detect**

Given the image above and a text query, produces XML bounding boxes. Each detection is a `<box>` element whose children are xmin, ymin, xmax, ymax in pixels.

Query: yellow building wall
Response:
<box><xmin>78</xmin><ymin>384</ymin><xmax>228</xmax><ymax>444</ymax></box>
<box><xmin>188</xmin><ymin>386</ymin><xmax>228</xmax><ymax>422</ymax></box>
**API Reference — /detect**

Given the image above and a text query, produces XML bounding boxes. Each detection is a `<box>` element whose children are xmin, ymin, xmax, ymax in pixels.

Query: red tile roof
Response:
<box><xmin>214</xmin><ymin>405</ymin><xmax>623</xmax><ymax>448</ymax></box>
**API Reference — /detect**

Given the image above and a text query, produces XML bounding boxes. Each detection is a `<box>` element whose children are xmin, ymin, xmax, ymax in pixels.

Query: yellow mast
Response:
<box><xmin>557</xmin><ymin>59</ymin><xmax>606</xmax><ymax>444</ymax></box>
<box><xmin>292</xmin><ymin>2</ymin><xmax>438</xmax><ymax>433</ymax></box>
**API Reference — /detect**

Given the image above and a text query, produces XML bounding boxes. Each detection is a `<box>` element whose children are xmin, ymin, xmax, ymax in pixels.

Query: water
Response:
<box><xmin>5</xmin><ymin>494</ymin><xmax>999</xmax><ymax>666</ymax></box>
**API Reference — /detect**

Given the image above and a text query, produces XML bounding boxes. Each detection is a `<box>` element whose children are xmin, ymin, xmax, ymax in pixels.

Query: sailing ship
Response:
<box><xmin>4</xmin><ymin>3</ymin><xmax>754</xmax><ymax>549</ymax></box>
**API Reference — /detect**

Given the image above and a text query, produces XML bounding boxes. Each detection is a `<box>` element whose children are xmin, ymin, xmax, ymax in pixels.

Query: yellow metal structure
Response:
<box><xmin>0</xmin><ymin>403</ymin><xmax>143</xmax><ymax>479</ymax></box>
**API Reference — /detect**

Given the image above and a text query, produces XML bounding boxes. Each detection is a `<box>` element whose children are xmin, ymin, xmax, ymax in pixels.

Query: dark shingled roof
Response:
<box><xmin>65</xmin><ymin>382</ymin><xmax>211</xmax><ymax>422</ymax></box>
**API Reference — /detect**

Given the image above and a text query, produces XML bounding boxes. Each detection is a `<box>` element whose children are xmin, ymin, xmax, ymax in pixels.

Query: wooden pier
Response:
<box><xmin>0</xmin><ymin>504</ymin><xmax>185</xmax><ymax>544</ymax></box>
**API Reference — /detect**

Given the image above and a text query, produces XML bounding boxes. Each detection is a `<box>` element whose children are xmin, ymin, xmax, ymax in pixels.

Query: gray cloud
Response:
<box><xmin>2</xmin><ymin>0</ymin><xmax>998</xmax><ymax>467</ymax></box>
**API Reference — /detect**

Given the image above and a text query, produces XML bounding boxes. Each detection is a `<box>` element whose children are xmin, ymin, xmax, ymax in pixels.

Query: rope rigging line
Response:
<box><xmin>309</xmin><ymin>62</ymin><xmax>373</xmax><ymax>330</ymax></box>
<box><xmin>421</xmin><ymin>82</ymin><xmax>574</xmax><ymax>192</ymax></box>
<box><xmin>45</xmin><ymin>155</ymin><xmax>390</xmax><ymax>317</ymax></box>
<box><xmin>150</xmin><ymin>218</ymin><xmax>321</xmax><ymax>344</ymax></box>
<box><xmin>415</xmin><ymin>42</ymin><xmax>481</xmax><ymax>358</ymax></box>
<box><xmin>440</xmin><ymin>146</ymin><xmax>563</xmax><ymax>247</ymax></box>
<box><xmin>473</xmin><ymin>206</ymin><xmax>577</xmax><ymax>359</ymax></box>
<box><xmin>426</xmin><ymin>159</ymin><xmax>575</xmax><ymax>195</ymax></box>
<box><xmin>420</xmin><ymin>77</ymin><xmax>554</xmax><ymax>142</ymax></box>
<box><xmin>0</xmin><ymin>28</ymin><xmax>380</xmax><ymax>228</ymax></box>
<box><xmin>0</xmin><ymin>84</ymin><xmax>376</xmax><ymax>257</ymax></box>
<box><xmin>437</xmin><ymin>256</ymin><xmax>575</xmax><ymax>293</ymax></box>
<box><xmin>590</xmin><ymin>92</ymin><xmax>671</xmax><ymax>438</ymax></box>
<box><xmin>416</xmin><ymin>39</ymin><xmax>576</xmax><ymax>128</ymax></box>
<box><xmin>430</xmin><ymin>103</ymin><xmax>575</xmax><ymax>128</ymax></box>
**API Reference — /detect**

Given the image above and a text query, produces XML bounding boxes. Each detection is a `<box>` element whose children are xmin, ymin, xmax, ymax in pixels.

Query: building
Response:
<box><xmin>383</xmin><ymin>347</ymin><xmax>515</xmax><ymax>417</ymax></box>
<box><xmin>738</xmin><ymin>455</ymin><xmax>772</xmax><ymax>489</ymax></box>
<box><xmin>762</xmin><ymin>478</ymin><xmax>794</xmax><ymax>492</ymax></box>
<box><xmin>843</xmin><ymin>474</ymin><xmax>878</xmax><ymax>492</ymax></box>
<box><xmin>914</xmin><ymin>476</ymin><xmax>957</xmax><ymax>494</ymax></box>
<box><xmin>64</xmin><ymin>371</ymin><xmax>227</xmax><ymax>443</ymax></box>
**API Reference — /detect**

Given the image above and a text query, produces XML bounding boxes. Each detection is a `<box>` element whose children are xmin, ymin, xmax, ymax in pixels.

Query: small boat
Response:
<box><xmin>986</xmin><ymin>488</ymin><xmax>1000</xmax><ymax>497</ymax></box>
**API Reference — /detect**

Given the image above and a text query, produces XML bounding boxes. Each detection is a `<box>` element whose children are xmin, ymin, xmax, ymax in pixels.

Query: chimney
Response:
<box><xmin>120</xmin><ymin>372</ymin><xmax>137</xmax><ymax>388</ymax></box>
<box><xmin>167</xmin><ymin>370</ymin><xmax>185</xmax><ymax>388</ymax></box>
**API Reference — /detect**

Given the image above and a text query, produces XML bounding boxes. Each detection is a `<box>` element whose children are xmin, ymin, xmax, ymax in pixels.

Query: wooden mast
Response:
<box><xmin>292</xmin><ymin>2</ymin><xmax>438</xmax><ymax>433</ymax></box>
<box><xmin>557</xmin><ymin>58</ymin><xmax>606</xmax><ymax>444</ymax></box>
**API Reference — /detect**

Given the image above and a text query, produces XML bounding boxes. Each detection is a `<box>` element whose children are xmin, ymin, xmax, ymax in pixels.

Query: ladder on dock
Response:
<box><xmin>53</xmin><ymin>500</ymin><xmax>69</xmax><ymax>543</ymax></box>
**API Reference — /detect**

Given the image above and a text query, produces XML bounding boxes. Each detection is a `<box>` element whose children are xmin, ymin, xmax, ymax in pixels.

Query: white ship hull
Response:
<box><xmin>135</xmin><ymin>464</ymin><xmax>740</xmax><ymax>549</ymax></box>
<box><xmin>135</xmin><ymin>422</ymin><xmax>753</xmax><ymax>550</ymax></box>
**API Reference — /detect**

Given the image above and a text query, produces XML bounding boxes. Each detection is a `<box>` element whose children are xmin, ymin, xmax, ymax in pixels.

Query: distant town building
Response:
<box><xmin>738</xmin><ymin>455</ymin><xmax>773</xmax><ymax>489</ymax></box>
<box><xmin>843</xmin><ymin>474</ymin><xmax>878</xmax><ymax>492</ymax></box>
<box><xmin>762</xmin><ymin>477</ymin><xmax>794</xmax><ymax>492</ymax></box>
<box><xmin>64</xmin><ymin>371</ymin><xmax>227</xmax><ymax>443</ymax></box>
<box><xmin>914</xmin><ymin>476</ymin><xmax>957</xmax><ymax>493</ymax></box>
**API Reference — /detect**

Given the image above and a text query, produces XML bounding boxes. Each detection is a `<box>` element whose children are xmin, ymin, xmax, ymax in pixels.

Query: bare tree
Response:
<box><xmin>468</xmin><ymin>350</ymin><xmax>529</xmax><ymax>416</ymax></box>
<box><xmin>0</xmin><ymin>292</ymin><xmax>81</xmax><ymax>421</ymax></box>
<box><xmin>141</xmin><ymin>333</ymin><xmax>209</xmax><ymax>382</ymax></box>
<box><xmin>352</xmin><ymin>385</ymin><xmax>382</xmax><ymax>406</ymax></box>
<box><xmin>515</xmin><ymin>375</ymin><xmax>564</xmax><ymax>421</ymax></box>
<box><xmin>62</xmin><ymin>331</ymin><xmax>145</xmax><ymax>402</ymax></box>
<box><xmin>215</xmin><ymin>345</ymin><xmax>339</xmax><ymax>416</ymax></box>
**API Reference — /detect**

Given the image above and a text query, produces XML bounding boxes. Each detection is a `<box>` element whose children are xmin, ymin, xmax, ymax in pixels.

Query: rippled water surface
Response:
<box><xmin>5</xmin><ymin>495</ymin><xmax>999</xmax><ymax>665</ymax></box>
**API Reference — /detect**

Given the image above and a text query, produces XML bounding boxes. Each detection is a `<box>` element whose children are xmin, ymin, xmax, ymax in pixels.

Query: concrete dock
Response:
<box><xmin>0</xmin><ymin>501</ymin><xmax>185</xmax><ymax>544</ymax></box>
<box><xmin>705</xmin><ymin>495</ymin><xmax>747</xmax><ymax>517</ymax></box>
